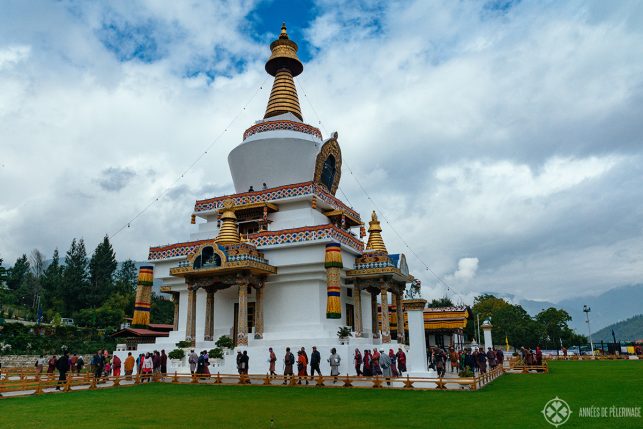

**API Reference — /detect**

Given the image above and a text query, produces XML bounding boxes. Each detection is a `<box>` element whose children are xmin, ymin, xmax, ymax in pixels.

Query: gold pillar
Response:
<box><xmin>237</xmin><ymin>281</ymin><xmax>248</xmax><ymax>346</ymax></box>
<box><xmin>254</xmin><ymin>284</ymin><xmax>264</xmax><ymax>339</ymax></box>
<box><xmin>353</xmin><ymin>285</ymin><xmax>363</xmax><ymax>337</ymax></box>
<box><xmin>204</xmin><ymin>289</ymin><xmax>215</xmax><ymax>341</ymax></box>
<box><xmin>186</xmin><ymin>286</ymin><xmax>197</xmax><ymax>344</ymax></box>
<box><xmin>172</xmin><ymin>292</ymin><xmax>179</xmax><ymax>331</ymax></box>
<box><xmin>371</xmin><ymin>291</ymin><xmax>379</xmax><ymax>339</ymax></box>
<box><xmin>380</xmin><ymin>285</ymin><xmax>391</xmax><ymax>343</ymax></box>
<box><xmin>395</xmin><ymin>290</ymin><xmax>405</xmax><ymax>344</ymax></box>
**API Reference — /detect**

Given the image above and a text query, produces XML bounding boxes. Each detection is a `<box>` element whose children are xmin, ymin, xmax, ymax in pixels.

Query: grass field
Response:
<box><xmin>1</xmin><ymin>361</ymin><xmax>641</xmax><ymax>428</ymax></box>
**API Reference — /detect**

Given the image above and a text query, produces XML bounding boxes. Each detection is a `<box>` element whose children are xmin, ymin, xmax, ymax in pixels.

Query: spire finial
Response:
<box><xmin>263</xmin><ymin>22</ymin><xmax>304</xmax><ymax>121</ymax></box>
<box><xmin>216</xmin><ymin>199</ymin><xmax>241</xmax><ymax>245</ymax></box>
<box><xmin>366</xmin><ymin>211</ymin><xmax>387</xmax><ymax>252</ymax></box>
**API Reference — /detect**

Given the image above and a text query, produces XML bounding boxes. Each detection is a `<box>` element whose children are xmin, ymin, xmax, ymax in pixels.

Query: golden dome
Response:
<box><xmin>365</xmin><ymin>211</ymin><xmax>388</xmax><ymax>252</ymax></box>
<box><xmin>216</xmin><ymin>199</ymin><xmax>241</xmax><ymax>245</ymax></box>
<box><xmin>264</xmin><ymin>23</ymin><xmax>303</xmax><ymax>121</ymax></box>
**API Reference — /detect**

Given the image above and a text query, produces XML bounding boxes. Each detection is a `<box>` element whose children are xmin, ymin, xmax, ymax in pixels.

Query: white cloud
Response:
<box><xmin>1</xmin><ymin>0</ymin><xmax>642</xmax><ymax>306</ymax></box>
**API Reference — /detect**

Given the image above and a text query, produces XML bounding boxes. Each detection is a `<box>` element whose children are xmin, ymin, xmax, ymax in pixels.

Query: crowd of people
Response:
<box><xmin>426</xmin><ymin>346</ymin><xmax>505</xmax><ymax>375</ymax></box>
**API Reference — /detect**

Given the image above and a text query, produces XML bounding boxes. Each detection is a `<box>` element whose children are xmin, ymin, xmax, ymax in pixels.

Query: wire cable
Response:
<box><xmin>109</xmin><ymin>76</ymin><xmax>269</xmax><ymax>239</ymax></box>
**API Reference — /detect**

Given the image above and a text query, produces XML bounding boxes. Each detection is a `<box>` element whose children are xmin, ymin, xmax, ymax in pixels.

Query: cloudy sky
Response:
<box><xmin>1</xmin><ymin>0</ymin><xmax>642</xmax><ymax>305</ymax></box>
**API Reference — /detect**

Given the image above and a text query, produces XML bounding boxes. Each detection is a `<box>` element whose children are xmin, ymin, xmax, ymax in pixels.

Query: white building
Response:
<box><xmin>117</xmin><ymin>24</ymin><xmax>415</xmax><ymax>374</ymax></box>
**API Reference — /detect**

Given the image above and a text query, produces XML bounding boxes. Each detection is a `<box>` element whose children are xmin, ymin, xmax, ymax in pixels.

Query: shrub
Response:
<box><xmin>215</xmin><ymin>335</ymin><xmax>234</xmax><ymax>349</ymax></box>
<box><xmin>175</xmin><ymin>340</ymin><xmax>192</xmax><ymax>348</ymax></box>
<box><xmin>168</xmin><ymin>349</ymin><xmax>185</xmax><ymax>360</ymax></box>
<box><xmin>337</xmin><ymin>326</ymin><xmax>352</xmax><ymax>339</ymax></box>
<box><xmin>209</xmin><ymin>347</ymin><xmax>224</xmax><ymax>359</ymax></box>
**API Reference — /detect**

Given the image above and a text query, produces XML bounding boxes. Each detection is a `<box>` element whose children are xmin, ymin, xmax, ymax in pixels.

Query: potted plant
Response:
<box><xmin>175</xmin><ymin>340</ymin><xmax>192</xmax><ymax>349</ymax></box>
<box><xmin>337</xmin><ymin>326</ymin><xmax>352</xmax><ymax>344</ymax></box>
<box><xmin>208</xmin><ymin>347</ymin><xmax>224</xmax><ymax>367</ymax></box>
<box><xmin>215</xmin><ymin>335</ymin><xmax>234</xmax><ymax>354</ymax></box>
<box><xmin>168</xmin><ymin>348</ymin><xmax>185</xmax><ymax>367</ymax></box>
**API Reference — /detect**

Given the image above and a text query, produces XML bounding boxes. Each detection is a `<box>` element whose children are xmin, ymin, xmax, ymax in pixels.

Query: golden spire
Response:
<box><xmin>365</xmin><ymin>211</ymin><xmax>388</xmax><ymax>252</ymax></box>
<box><xmin>264</xmin><ymin>22</ymin><xmax>303</xmax><ymax>121</ymax></box>
<box><xmin>216</xmin><ymin>199</ymin><xmax>241</xmax><ymax>245</ymax></box>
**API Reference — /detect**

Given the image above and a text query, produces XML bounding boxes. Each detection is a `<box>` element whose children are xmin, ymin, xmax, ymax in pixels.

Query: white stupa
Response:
<box><xmin>115</xmin><ymin>24</ymin><xmax>415</xmax><ymax>375</ymax></box>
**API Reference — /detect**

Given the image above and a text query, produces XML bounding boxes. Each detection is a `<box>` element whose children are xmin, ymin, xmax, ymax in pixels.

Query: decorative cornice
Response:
<box><xmin>243</xmin><ymin>119</ymin><xmax>322</xmax><ymax>141</ymax></box>
<box><xmin>149</xmin><ymin>224</ymin><xmax>364</xmax><ymax>261</ymax></box>
<box><xmin>402</xmin><ymin>299</ymin><xmax>427</xmax><ymax>311</ymax></box>
<box><xmin>193</xmin><ymin>181</ymin><xmax>361</xmax><ymax>222</ymax></box>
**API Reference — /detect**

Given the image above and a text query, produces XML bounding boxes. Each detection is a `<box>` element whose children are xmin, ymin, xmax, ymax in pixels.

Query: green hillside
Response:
<box><xmin>592</xmin><ymin>314</ymin><xmax>643</xmax><ymax>342</ymax></box>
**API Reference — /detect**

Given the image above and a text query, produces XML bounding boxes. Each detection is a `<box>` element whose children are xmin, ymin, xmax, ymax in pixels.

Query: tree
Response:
<box><xmin>114</xmin><ymin>260</ymin><xmax>137</xmax><ymax>295</ymax></box>
<box><xmin>430</xmin><ymin>297</ymin><xmax>454</xmax><ymax>307</ymax></box>
<box><xmin>151</xmin><ymin>294</ymin><xmax>174</xmax><ymax>324</ymax></box>
<box><xmin>87</xmin><ymin>235</ymin><xmax>117</xmax><ymax>308</ymax></box>
<box><xmin>17</xmin><ymin>249</ymin><xmax>46</xmax><ymax>308</ymax></box>
<box><xmin>535</xmin><ymin>307</ymin><xmax>574</xmax><ymax>349</ymax></box>
<box><xmin>42</xmin><ymin>249</ymin><xmax>64</xmax><ymax>313</ymax></box>
<box><xmin>6</xmin><ymin>254</ymin><xmax>30</xmax><ymax>291</ymax></box>
<box><xmin>62</xmin><ymin>238</ymin><xmax>88</xmax><ymax>314</ymax></box>
<box><xmin>0</xmin><ymin>257</ymin><xmax>8</xmax><ymax>286</ymax></box>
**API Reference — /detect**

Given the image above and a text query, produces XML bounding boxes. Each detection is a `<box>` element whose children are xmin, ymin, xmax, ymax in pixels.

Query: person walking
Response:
<box><xmin>47</xmin><ymin>355</ymin><xmax>57</xmax><ymax>374</ymax></box>
<box><xmin>76</xmin><ymin>355</ymin><xmax>84</xmax><ymax>374</ymax></box>
<box><xmin>328</xmin><ymin>348</ymin><xmax>341</xmax><ymax>383</ymax></box>
<box><xmin>371</xmin><ymin>348</ymin><xmax>382</xmax><ymax>375</ymax></box>
<box><xmin>396</xmin><ymin>348</ymin><xmax>407</xmax><ymax>374</ymax></box>
<box><xmin>309</xmin><ymin>346</ymin><xmax>321</xmax><ymax>379</ymax></box>
<box><xmin>188</xmin><ymin>349</ymin><xmax>198</xmax><ymax>374</ymax></box>
<box><xmin>477</xmin><ymin>349</ymin><xmax>487</xmax><ymax>374</ymax></box>
<box><xmin>93</xmin><ymin>350</ymin><xmax>104</xmax><ymax>380</ymax></box>
<box><xmin>35</xmin><ymin>355</ymin><xmax>45</xmax><ymax>375</ymax></box>
<box><xmin>241</xmin><ymin>351</ymin><xmax>249</xmax><ymax>381</ymax></box>
<box><xmin>300</xmin><ymin>347</ymin><xmax>309</xmax><ymax>379</ymax></box>
<box><xmin>297</xmin><ymin>350</ymin><xmax>308</xmax><ymax>385</ymax></box>
<box><xmin>112</xmin><ymin>354</ymin><xmax>122</xmax><ymax>377</ymax></box>
<box><xmin>124</xmin><ymin>352</ymin><xmax>135</xmax><ymax>380</ymax></box>
<box><xmin>236</xmin><ymin>351</ymin><xmax>243</xmax><ymax>375</ymax></box>
<box><xmin>141</xmin><ymin>353</ymin><xmax>153</xmax><ymax>382</ymax></box>
<box><xmin>380</xmin><ymin>349</ymin><xmax>392</xmax><ymax>385</ymax></box>
<box><xmin>160</xmin><ymin>350</ymin><xmax>168</xmax><ymax>375</ymax></box>
<box><xmin>268</xmin><ymin>347</ymin><xmax>277</xmax><ymax>377</ymax></box>
<box><xmin>283</xmin><ymin>347</ymin><xmax>294</xmax><ymax>384</ymax></box>
<box><xmin>449</xmin><ymin>347</ymin><xmax>459</xmax><ymax>373</ymax></box>
<box><xmin>354</xmin><ymin>348</ymin><xmax>363</xmax><ymax>376</ymax></box>
<box><xmin>487</xmin><ymin>347</ymin><xmax>497</xmax><ymax>369</ymax></box>
<box><xmin>55</xmin><ymin>351</ymin><xmax>70</xmax><ymax>390</ymax></box>
<box><xmin>363</xmin><ymin>350</ymin><xmax>372</xmax><ymax>376</ymax></box>
<box><xmin>388</xmin><ymin>349</ymin><xmax>399</xmax><ymax>377</ymax></box>
<box><xmin>70</xmin><ymin>354</ymin><xmax>78</xmax><ymax>374</ymax></box>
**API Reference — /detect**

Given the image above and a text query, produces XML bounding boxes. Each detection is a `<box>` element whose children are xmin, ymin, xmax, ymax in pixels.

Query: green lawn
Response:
<box><xmin>1</xmin><ymin>361</ymin><xmax>641</xmax><ymax>428</ymax></box>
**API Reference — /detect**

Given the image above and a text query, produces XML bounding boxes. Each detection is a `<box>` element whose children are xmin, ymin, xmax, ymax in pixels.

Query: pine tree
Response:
<box><xmin>42</xmin><ymin>249</ymin><xmax>64</xmax><ymax>312</ymax></box>
<box><xmin>88</xmin><ymin>235</ymin><xmax>117</xmax><ymax>308</ymax></box>
<box><xmin>114</xmin><ymin>259</ymin><xmax>137</xmax><ymax>295</ymax></box>
<box><xmin>7</xmin><ymin>254</ymin><xmax>30</xmax><ymax>291</ymax></box>
<box><xmin>0</xmin><ymin>257</ymin><xmax>8</xmax><ymax>286</ymax></box>
<box><xmin>62</xmin><ymin>238</ymin><xmax>88</xmax><ymax>314</ymax></box>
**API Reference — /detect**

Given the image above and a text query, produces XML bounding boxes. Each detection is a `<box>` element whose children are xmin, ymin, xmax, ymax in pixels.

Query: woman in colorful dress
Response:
<box><xmin>388</xmin><ymin>349</ymin><xmax>399</xmax><ymax>377</ymax></box>
<box><xmin>362</xmin><ymin>350</ymin><xmax>372</xmax><ymax>376</ymax></box>
<box><xmin>354</xmin><ymin>349</ymin><xmax>363</xmax><ymax>376</ymax></box>
<box><xmin>396</xmin><ymin>348</ymin><xmax>407</xmax><ymax>374</ymax></box>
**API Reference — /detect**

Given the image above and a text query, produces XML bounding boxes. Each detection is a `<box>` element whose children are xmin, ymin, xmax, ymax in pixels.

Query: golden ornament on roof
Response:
<box><xmin>264</xmin><ymin>22</ymin><xmax>303</xmax><ymax>121</ymax></box>
<box><xmin>365</xmin><ymin>211</ymin><xmax>388</xmax><ymax>252</ymax></box>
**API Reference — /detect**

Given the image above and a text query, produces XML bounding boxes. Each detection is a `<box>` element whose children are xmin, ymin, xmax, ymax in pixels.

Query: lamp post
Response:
<box><xmin>583</xmin><ymin>305</ymin><xmax>595</xmax><ymax>359</ymax></box>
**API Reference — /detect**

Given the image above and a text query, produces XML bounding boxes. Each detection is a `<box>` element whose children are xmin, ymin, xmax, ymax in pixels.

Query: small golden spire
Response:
<box><xmin>264</xmin><ymin>22</ymin><xmax>303</xmax><ymax>121</ymax></box>
<box><xmin>216</xmin><ymin>199</ymin><xmax>241</xmax><ymax>245</ymax></box>
<box><xmin>365</xmin><ymin>211</ymin><xmax>387</xmax><ymax>252</ymax></box>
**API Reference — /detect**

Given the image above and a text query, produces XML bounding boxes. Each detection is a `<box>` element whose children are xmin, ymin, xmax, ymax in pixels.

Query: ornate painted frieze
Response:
<box><xmin>242</xmin><ymin>119</ymin><xmax>322</xmax><ymax>141</ymax></box>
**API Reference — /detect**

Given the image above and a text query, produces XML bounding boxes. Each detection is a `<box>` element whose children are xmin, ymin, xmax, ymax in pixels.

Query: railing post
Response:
<box><xmin>403</xmin><ymin>375</ymin><xmax>414</xmax><ymax>389</ymax></box>
<box><xmin>343</xmin><ymin>374</ymin><xmax>353</xmax><ymax>388</ymax></box>
<box><xmin>372</xmin><ymin>375</ymin><xmax>382</xmax><ymax>389</ymax></box>
<box><xmin>89</xmin><ymin>376</ymin><xmax>97</xmax><ymax>390</ymax></box>
<box><xmin>191</xmin><ymin>373</ymin><xmax>198</xmax><ymax>384</ymax></box>
<box><xmin>172</xmin><ymin>371</ymin><xmax>179</xmax><ymax>383</ymax></box>
<box><xmin>215</xmin><ymin>372</ymin><xmax>222</xmax><ymax>384</ymax></box>
<box><xmin>316</xmin><ymin>375</ymin><xmax>325</xmax><ymax>387</ymax></box>
<box><xmin>135</xmin><ymin>373</ymin><xmax>141</xmax><ymax>385</ymax></box>
<box><xmin>263</xmin><ymin>373</ymin><xmax>272</xmax><ymax>385</ymax></box>
<box><xmin>34</xmin><ymin>376</ymin><xmax>44</xmax><ymax>395</ymax></box>
<box><xmin>113</xmin><ymin>376</ymin><xmax>120</xmax><ymax>387</ymax></box>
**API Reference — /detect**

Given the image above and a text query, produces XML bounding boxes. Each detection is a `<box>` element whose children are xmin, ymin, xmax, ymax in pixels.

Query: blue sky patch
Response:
<box><xmin>97</xmin><ymin>19</ymin><xmax>167</xmax><ymax>63</ymax></box>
